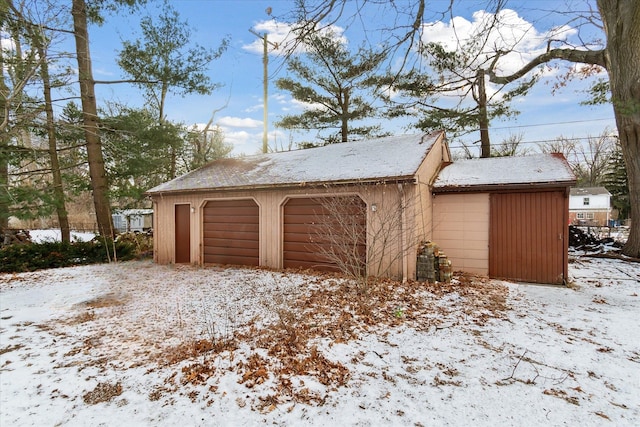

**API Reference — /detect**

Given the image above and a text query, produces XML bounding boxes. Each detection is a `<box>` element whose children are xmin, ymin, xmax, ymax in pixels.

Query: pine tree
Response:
<box><xmin>275</xmin><ymin>30</ymin><xmax>386</xmax><ymax>145</ymax></box>
<box><xmin>602</xmin><ymin>142</ymin><xmax>630</xmax><ymax>220</ymax></box>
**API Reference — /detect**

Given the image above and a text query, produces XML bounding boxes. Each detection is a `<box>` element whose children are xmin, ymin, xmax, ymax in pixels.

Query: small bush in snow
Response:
<box><xmin>0</xmin><ymin>239</ymin><xmax>136</xmax><ymax>273</ymax></box>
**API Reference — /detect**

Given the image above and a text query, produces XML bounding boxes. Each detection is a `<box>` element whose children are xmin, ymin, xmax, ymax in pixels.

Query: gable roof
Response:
<box><xmin>147</xmin><ymin>132</ymin><xmax>445</xmax><ymax>195</ymax></box>
<box><xmin>433</xmin><ymin>153</ymin><xmax>576</xmax><ymax>192</ymax></box>
<box><xmin>570</xmin><ymin>187</ymin><xmax>611</xmax><ymax>197</ymax></box>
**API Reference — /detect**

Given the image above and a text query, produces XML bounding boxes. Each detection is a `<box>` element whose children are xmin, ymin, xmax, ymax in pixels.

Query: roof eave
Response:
<box><xmin>432</xmin><ymin>180</ymin><xmax>577</xmax><ymax>194</ymax></box>
<box><xmin>146</xmin><ymin>175</ymin><xmax>418</xmax><ymax>198</ymax></box>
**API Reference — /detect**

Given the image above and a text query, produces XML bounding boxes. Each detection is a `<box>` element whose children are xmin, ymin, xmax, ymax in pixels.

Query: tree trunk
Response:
<box><xmin>341</xmin><ymin>88</ymin><xmax>349</xmax><ymax>143</ymax></box>
<box><xmin>71</xmin><ymin>0</ymin><xmax>114</xmax><ymax>238</ymax></box>
<box><xmin>477</xmin><ymin>69</ymin><xmax>491</xmax><ymax>158</ymax></box>
<box><xmin>36</xmin><ymin>42</ymin><xmax>70</xmax><ymax>243</ymax></box>
<box><xmin>0</xmin><ymin>55</ymin><xmax>9</xmax><ymax>231</ymax></box>
<box><xmin>598</xmin><ymin>0</ymin><xmax>640</xmax><ymax>257</ymax></box>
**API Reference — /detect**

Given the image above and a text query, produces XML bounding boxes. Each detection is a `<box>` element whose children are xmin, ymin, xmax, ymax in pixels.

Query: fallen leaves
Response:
<box><xmin>82</xmin><ymin>382</ymin><xmax>122</xmax><ymax>405</ymax></box>
<box><xmin>152</xmin><ymin>272</ymin><xmax>508</xmax><ymax>410</ymax></box>
<box><xmin>42</xmin><ymin>267</ymin><xmax>511</xmax><ymax>413</ymax></box>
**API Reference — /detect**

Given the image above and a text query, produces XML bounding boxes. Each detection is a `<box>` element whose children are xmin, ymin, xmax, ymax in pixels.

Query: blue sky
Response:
<box><xmin>82</xmin><ymin>0</ymin><xmax>615</xmax><ymax>156</ymax></box>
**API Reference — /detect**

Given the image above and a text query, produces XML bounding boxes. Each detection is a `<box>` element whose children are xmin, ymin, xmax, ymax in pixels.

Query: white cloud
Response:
<box><xmin>243</xmin><ymin>20</ymin><xmax>298</xmax><ymax>55</ymax></box>
<box><xmin>218</xmin><ymin>116</ymin><xmax>262</xmax><ymax>128</ymax></box>
<box><xmin>421</xmin><ymin>9</ymin><xmax>578</xmax><ymax>76</ymax></box>
<box><xmin>242</xmin><ymin>19</ymin><xmax>347</xmax><ymax>56</ymax></box>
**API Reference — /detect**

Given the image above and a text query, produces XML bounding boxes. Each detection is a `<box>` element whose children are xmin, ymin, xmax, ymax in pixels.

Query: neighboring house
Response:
<box><xmin>146</xmin><ymin>132</ymin><xmax>576</xmax><ymax>285</ymax></box>
<box><xmin>432</xmin><ymin>154</ymin><xmax>576</xmax><ymax>285</ymax></box>
<box><xmin>112</xmin><ymin>209</ymin><xmax>153</xmax><ymax>233</ymax></box>
<box><xmin>568</xmin><ymin>187</ymin><xmax>611</xmax><ymax>226</ymax></box>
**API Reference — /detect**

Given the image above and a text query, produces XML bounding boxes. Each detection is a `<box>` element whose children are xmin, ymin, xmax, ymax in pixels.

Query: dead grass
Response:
<box><xmin>0</xmin><ymin>343</ymin><xmax>24</xmax><ymax>356</ymax></box>
<box><xmin>79</xmin><ymin>293</ymin><xmax>127</xmax><ymax>308</ymax></box>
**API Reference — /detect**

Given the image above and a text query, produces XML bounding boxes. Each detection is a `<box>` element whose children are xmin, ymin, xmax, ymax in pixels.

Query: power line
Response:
<box><xmin>486</xmin><ymin>117</ymin><xmax>614</xmax><ymax>131</ymax></box>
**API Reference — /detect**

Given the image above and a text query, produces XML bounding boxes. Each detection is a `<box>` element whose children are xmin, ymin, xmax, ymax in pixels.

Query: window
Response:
<box><xmin>586</xmin><ymin>212</ymin><xmax>594</xmax><ymax>219</ymax></box>
<box><xmin>583</xmin><ymin>197</ymin><xmax>590</xmax><ymax>206</ymax></box>
<box><xmin>577</xmin><ymin>212</ymin><xmax>585</xmax><ymax>219</ymax></box>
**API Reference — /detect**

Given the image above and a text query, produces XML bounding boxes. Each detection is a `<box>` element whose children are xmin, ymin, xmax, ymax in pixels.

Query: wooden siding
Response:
<box><xmin>202</xmin><ymin>199</ymin><xmax>259</xmax><ymax>266</ymax></box>
<box><xmin>489</xmin><ymin>191</ymin><xmax>568</xmax><ymax>284</ymax></box>
<box><xmin>283</xmin><ymin>196</ymin><xmax>366</xmax><ymax>272</ymax></box>
<box><xmin>432</xmin><ymin>193</ymin><xmax>490</xmax><ymax>275</ymax></box>
<box><xmin>414</xmin><ymin>133</ymin><xmax>451</xmax><ymax>245</ymax></box>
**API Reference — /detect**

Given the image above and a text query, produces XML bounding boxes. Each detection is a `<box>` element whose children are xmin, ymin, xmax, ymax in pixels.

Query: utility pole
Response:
<box><xmin>249</xmin><ymin>29</ymin><xmax>278</xmax><ymax>153</ymax></box>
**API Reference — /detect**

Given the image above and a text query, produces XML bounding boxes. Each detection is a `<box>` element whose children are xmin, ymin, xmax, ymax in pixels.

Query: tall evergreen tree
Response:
<box><xmin>275</xmin><ymin>30</ymin><xmax>386</xmax><ymax>145</ymax></box>
<box><xmin>117</xmin><ymin>1</ymin><xmax>228</xmax><ymax>178</ymax></box>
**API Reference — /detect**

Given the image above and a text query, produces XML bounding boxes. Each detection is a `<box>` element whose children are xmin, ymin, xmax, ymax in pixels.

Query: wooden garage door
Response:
<box><xmin>203</xmin><ymin>199</ymin><xmax>259</xmax><ymax>266</ymax></box>
<box><xmin>489</xmin><ymin>191</ymin><xmax>567</xmax><ymax>284</ymax></box>
<box><xmin>283</xmin><ymin>196</ymin><xmax>366</xmax><ymax>273</ymax></box>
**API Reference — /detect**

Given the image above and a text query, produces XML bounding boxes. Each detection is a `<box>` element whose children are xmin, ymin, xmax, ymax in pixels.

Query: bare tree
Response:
<box><xmin>541</xmin><ymin>130</ymin><xmax>615</xmax><ymax>187</ymax></box>
<box><xmin>310</xmin><ymin>187</ymin><xmax>416</xmax><ymax>288</ymax></box>
<box><xmin>491</xmin><ymin>133</ymin><xmax>530</xmax><ymax>157</ymax></box>
<box><xmin>310</xmin><ymin>195</ymin><xmax>367</xmax><ymax>281</ymax></box>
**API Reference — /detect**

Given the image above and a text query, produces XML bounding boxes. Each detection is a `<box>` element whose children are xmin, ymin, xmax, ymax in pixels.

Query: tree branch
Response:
<box><xmin>94</xmin><ymin>79</ymin><xmax>160</xmax><ymax>85</ymax></box>
<box><xmin>488</xmin><ymin>48</ymin><xmax>607</xmax><ymax>85</ymax></box>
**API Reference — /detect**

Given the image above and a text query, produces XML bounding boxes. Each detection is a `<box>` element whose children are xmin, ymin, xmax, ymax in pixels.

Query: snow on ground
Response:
<box><xmin>0</xmin><ymin>256</ymin><xmax>638</xmax><ymax>426</ymax></box>
<box><xmin>29</xmin><ymin>229</ymin><xmax>96</xmax><ymax>244</ymax></box>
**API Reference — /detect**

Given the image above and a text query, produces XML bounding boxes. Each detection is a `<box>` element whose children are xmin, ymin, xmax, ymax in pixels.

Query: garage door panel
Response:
<box><xmin>203</xmin><ymin>254</ymin><xmax>258</xmax><ymax>266</ymax></box>
<box><xmin>204</xmin><ymin>237</ymin><xmax>259</xmax><ymax>249</ymax></box>
<box><xmin>204</xmin><ymin>223</ymin><xmax>259</xmax><ymax>234</ymax></box>
<box><xmin>204</xmin><ymin>246</ymin><xmax>258</xmax><ymax>258</ymax></box>
<box><xmin>283</xmin><ymin>233</ymin><xmax>356</xmax><ymax>245</ymax></box>
<box><xmin>283</xmin><ymin>196</ymin><xmax>366</xmax><ymax>272</ymax></box>
<box><xmin>204</xmin><ymin>231</ymin><xmax>258</xmax><ymax>242</ymax></box>
<box><xmin>203</xmin><ymin>205</ymin><xmax>258</xmax><ymax>215</ymax></box>
<box><xmin>285</xmin><ymin>206</ymin><xmax>365</xmax><ymax>217</ymax></box>
<box><xmin>203</xmin><ymin>215</ymin><xmax>259</xmax><ymax>224</ymax></box>
<box><xmin>203</xmin><ymin>199</ymin><xmax>259</xmax><ymax>266</ymax></box>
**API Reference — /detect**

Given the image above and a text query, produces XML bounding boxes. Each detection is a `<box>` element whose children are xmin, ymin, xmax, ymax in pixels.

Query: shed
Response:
<box><xmin>432</xmin><ymin>153</ymin><xmax>576</xmax><ymax>285</ymax></box>
<box><xmin>112</xmin><ymin>209</ymin><xmax>153</xmax><ymax>233</ymax></box>
<box><xmin>146</xmin><ymin>132</ymin><xmax>451</xmax><ymax>280</ymax></box>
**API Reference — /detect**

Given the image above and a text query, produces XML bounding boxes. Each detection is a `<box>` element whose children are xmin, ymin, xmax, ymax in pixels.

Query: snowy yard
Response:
<box><xmin>1</xmin><ymin>255</ymin><xmax>638</xmax><ymax>426</ymax></box>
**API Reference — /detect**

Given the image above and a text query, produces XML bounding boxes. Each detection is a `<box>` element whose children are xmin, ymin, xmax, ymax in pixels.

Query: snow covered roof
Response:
<box><xmin>147</xmin><ymin>132</ymin><xmax>444</xmax><ymax>194</ymax></box>
<box><xmin>113</xmin><ymin>209</ymin><xmax>153</xmax><ymax>216</ymax></box>
<box><xmin>433</xmin><ymin>153</ymin><xmax>576</xmax><ymax>191</ymax></box>
<box><xmin>570</xmin><ymin>187</ymin><xmax>611</xmax><ymax>197</ymax></box>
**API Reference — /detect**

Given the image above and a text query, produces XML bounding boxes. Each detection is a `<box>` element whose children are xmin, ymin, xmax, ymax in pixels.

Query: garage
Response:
<box><xmin>202</xmin><ymin>199</ymin><xmax>259</xmax><ymax>266</ymax></box>
<box><xmin>283</xmin><ymin>196</ymin><xmax>366</xmax><ymax>272</ymax></box>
